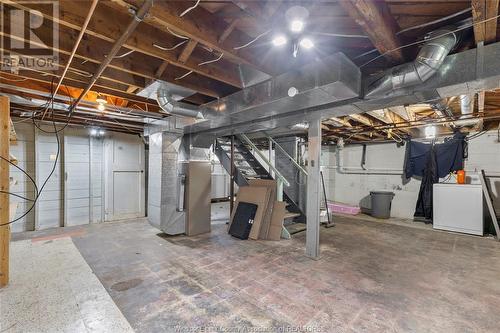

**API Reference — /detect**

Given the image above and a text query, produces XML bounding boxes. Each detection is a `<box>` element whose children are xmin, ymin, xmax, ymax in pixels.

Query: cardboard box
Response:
<box><xmin>248</xmin><ymin>179</ymin><xmax>277</xmax><ymax>239</ymax></box>
<box><xmin>268</xmin><ymin>201</ymin><xmax>286</xmax><ymax>241</ymax></box>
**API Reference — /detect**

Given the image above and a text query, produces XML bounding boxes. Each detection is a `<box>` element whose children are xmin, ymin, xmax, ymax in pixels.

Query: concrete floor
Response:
<box><xmin>6</xmin><ymin>209</ymin><xmax>500</xmax><ymax>332</ymax></box>
<box><xmin>0</xmin><ymin>237</ymin><xmax>133</xmax><ymax>333</ymax></box>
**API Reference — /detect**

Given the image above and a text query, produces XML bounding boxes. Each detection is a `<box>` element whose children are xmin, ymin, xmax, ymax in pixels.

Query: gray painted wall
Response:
<box><xmin>9</xmin><ymin>123</ymin><xmax>139</xmax><ymax>232</ymax></box>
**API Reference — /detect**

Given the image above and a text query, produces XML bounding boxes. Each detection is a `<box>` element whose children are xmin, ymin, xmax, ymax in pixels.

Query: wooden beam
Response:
<box><xmin>0</xmin><ymin>96</ymin><xmax>10</xmax><ymax>288</ymax></box>
<box><xmin>0</xmin><ymin>71</ymin><xmax>162</xmax><ymax>113</ymax></box>
<box><xmin>154</xmin><ymin>61</ymin><xmax>169</xmax><ymax>79</ymax></box>
<box><xmin>6</xmin><ymin>0</ymin><xmax>243</xmax><ymax>88</ymax></box>
<box><xmin>0</xmin><ymin>19</ymin><xmax>225</xmax><ymax>98</ymax></box>
<box><xmin>339</xmin><ymin>0</ymin><xmax>404</xmax><ymax>64</ymax></box>
<box><xmin>178</xmin><ymin>40</ymin><xmax>199</xmax><ymax>64</ymax></box>
<box><xmin>218</xmin><ymin>19</ymin><xmax>239</xmax><ymax>44</ymax></box>
<box><xmin>472</xmin><ymin>0</ymin><xmax>499</xmax><ymax>44</ymax></box>
<box><xmin>107</xmin><ymin>0</ymin><xmax>274</xmax><ymax>74</ymax></box>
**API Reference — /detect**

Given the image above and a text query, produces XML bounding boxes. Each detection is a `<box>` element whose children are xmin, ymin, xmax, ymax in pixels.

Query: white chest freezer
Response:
<box><xmin>433</xmin><ymin>183</ymin><xmax>483</xmax><ymax>236</ymax></box>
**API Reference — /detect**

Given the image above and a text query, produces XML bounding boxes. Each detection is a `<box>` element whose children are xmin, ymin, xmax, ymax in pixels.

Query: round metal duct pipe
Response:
<box><xmin>157</xmin><ymin>84</ymin><xmax>204</xmax><ymax>119</ymax></box>
<box><xmin>366</xmin><ymin>21</ymin><xmax>469</xmax><ymax>98</ymax></box>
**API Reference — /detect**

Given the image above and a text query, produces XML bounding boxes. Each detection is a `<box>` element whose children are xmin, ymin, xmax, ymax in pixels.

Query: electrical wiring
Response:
<box><xmin>0</xmin><ymin>156</ymin><xmax>38</xmax><ymax>199</ymax></box>
<box><xmin>68</xmin><ymin>68</ymin><xmax>93</xmax><ymax>78</ymax></box>
<box><xmin>167</xmin><ymin>27</ymin><xmax>189</xmax><ymax>40</ymax></box>
<box><xmin>354</xmin><ymin>7</ymin><xmax>473</xmax><ymax>61</ymax></box>
<box><xmin>359</xmin><ymin>13</ymin><xmax>500</xmax><ymax>67</ymax></box>
<box><xmin>175</xmin><ymin>70</ymin><xmax>193</xmax><ymax>80</ymax></box>
<box><xmin>105</xmin><ymin>49</ymin><xmax>134</xmax><ymax>59</ymax></box>
<box><xmin>233</xmin><ymin>30</ymin><xmax>271</xmax><ymax>50</ymax></box>
<box><xmin>1</xmin><ymin>81</ymin><xmax>63</xmax><ymax>227</ymax></box>
<box><xmin>0</xmin><ymin>191</ymin><xmax>35</xmax><ymax>202</ymax></box>
<box><xmin>396</xmin><ymin>7</ymin><xmax>472</xmax><ymax>36</ymax></box>
<box><xmin>153</xmin><ymin>40</ymin><xmax>188</xmax><ymax>51</ymax></box>
<box><xmin>198</xmin><ymin>52</ymin><xmax>223</xmax><ymax>66</ymax></box>
<box><xmin>179</xmin><ymin>0</ymin><xmax>201</xmax><ymax>17</ymax></box>
<box><xmin>313</xmin><ymin>32</ymin><xmax>369</xmax><ymax>39</ymax></box>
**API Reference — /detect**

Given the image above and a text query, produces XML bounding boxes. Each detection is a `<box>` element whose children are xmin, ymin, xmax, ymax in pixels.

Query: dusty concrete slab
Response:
<box><xmin>67</xmin><ymin>215</ymin><xmax>500</xmax><ymax>332</ymax></box>
<box><xmin>0</xmin><ymin>238</ymin><xmax>133</xmax><ymax>333</ymax></box>
<box><xmin>9</xmin><ymin>212</ymin><xmax>500</xmax><ymax>332</ymax></box>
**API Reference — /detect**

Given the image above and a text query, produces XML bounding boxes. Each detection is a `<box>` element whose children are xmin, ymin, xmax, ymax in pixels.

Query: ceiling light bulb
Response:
<box><xmin>96</xmin><ymin>97</ymin><xmax>107</xmax><ymax>104</ymax></box>
<box><xmin>97</xmin><ymin>103</ymin><xmax>105</xmax><ymax>112</ymax></box>
<box><xmin>90</xmin><ymin>129</ymin><xmax>97</xmax><ymax>136</ymax></box>
<box><xmin>290</xmin><ymin>20</ymin><xmax>304</xmax><ymax>32</ymax></box>
<box><xmin>99</xmin><ymin>130</ymin><xmax>105</xmax><ymax>135</ymax></box>
<box><xmin>300</xmin><ymin>38</ymin><xmax>314</xmax><ymax>49</ymax></box>
<box><xmin>272</xmin><ymin>35</ymin><xmax>287</xmax><ymax>46</ymax></box>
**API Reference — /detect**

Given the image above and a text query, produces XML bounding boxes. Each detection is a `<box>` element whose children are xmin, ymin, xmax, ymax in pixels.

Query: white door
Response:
<box><xmin>104</xmin><ymin>133</ymin><xmax>145</xmax><ymax>221</ymax></box>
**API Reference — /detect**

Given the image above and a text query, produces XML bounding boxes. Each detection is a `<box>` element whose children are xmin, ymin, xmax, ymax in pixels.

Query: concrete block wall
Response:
<box><xmin>321</xmin><ymin>131</ymin><xmax>500</xmax><ymax>219</ymax></box>
<box><xmin>9</xmin><ymin>123</ymin><xmax>133</xmax><ymax>232</ymax></box>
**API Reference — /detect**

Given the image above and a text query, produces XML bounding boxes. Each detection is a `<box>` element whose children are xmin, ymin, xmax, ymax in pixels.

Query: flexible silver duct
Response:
<box><xmin>157</xmin><ymin>84</ymin><xmax>204</xmax><ymax>119</ymax></box>
<box><xmin>366</xmin><ymin>24</ymin><xmax>463</xmax><ymax>98</ymax></box>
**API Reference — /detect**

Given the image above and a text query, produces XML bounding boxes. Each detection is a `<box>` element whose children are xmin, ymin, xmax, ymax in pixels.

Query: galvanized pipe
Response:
<box><xmin>69</xmin><ymin>0</ymin><xmax>154</xmax><ymax>113</ymax></box>
<box><xmin>157</xmin><ymin>83</ymin><xmax>204</xmax><ymax>119</ymax></box>
<box><xmin>366</xmin><ymin>23</ymin><xmax>464</xmax><ymax>98</ymax></box>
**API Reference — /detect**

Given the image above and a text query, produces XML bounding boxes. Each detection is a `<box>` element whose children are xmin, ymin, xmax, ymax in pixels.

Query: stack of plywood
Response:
<box><xmin>229</xmin><ymin>180</ymin><xmax>287</xmax><ymax>241</ymax></box>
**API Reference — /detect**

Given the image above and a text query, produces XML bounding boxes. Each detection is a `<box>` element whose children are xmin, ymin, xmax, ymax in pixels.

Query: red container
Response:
<box><xmin>457</xmin><ymin>170</ymin><xmax>466</xmax><ymax>184</ymax></box>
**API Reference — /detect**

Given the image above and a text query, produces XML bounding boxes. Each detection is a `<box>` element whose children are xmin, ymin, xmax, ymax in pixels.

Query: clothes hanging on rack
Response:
<box><xmin>404</xmin><ymin>133</ymin><xmax>467</xmax><ymax>222</ymax></box>
<box><xmin>414</xmin><ymin>145</ymin><xmax>439</xmax><ymax>222</ymax></box>
<box><xmin>404</xmin><ymin>133</ymin><xmax>466</xmax><ymax>179</ymax></box>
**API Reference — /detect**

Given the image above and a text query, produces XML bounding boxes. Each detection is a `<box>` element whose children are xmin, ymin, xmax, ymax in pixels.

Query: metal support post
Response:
<box><xmin>229</xmin><ymin>135</ymin><xmax>235</xmax><ymax>214</ymax></box>
<box><xmin>306</xmin><ymin>118</ymin><xmax>321</xmax><ymax>259</ymax></box>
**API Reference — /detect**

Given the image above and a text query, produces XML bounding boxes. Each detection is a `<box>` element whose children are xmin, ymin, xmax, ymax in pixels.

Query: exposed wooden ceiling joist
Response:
<box><xmin>0</xmin><ymin>13</ymin><xmax>227</xmax><ymax>99</ymax></box>
<box><xmin>106</xmin><ymin>0</ymin><xmax>274</xmax><ymax>74</ymax></box>
<box><xmin>178</xmin><ymin>40</ymin><xmax>199</xmax><ymax>64</ymax></box>
<box><xmin>339</xmin><ymin>0</ymin><xmax>404</xmax><ymax>64</ymax></box>
<box><xmin>471</xmin><ymin>0</ymin><xmax>499</xmax><ymax>44</ymax></box>
<box><xmin>7</xmin><ymin>0</ymin><xmax>244</xmax><ymax>88</ymax></box>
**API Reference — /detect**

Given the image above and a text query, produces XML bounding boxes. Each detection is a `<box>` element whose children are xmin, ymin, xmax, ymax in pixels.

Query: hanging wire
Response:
<box><xmin>68</xmin><ymin>69</ymin><xmax>93</xmax><ymax>78</ymax></box>
<box><xmin>313</xmin><ymin>32</ymin><xmax>369</xmax><ymax>39</ymax></box>
<box><xmin>359</xmin><ymin>13</ymin><xmax>500</xmax><ymax>68</ymax></box>
<box><xmin>198</xmin><ymin>53</ymin><xmax>223</xmax><ymax>66</ymax></box>
<box><xmin>201</xmin><ymin>45</ymin><xmax>214</xmax><ymax>53</ymax></box>
<box><xmin>397</xmin><ymin>7</ymin><xmax>472</xmax><ymax>35</ymax></box>
<box><xmin>153</xmin><ymin>40</ymin><xmax>188</xmax><ymax>51</ymax></box>
<box><xmin>167</xmin><ymin>27</ymin><xmax>189</xmax><ymax>40</ymax></box>
<box><xmin>179</xmin><ymin>0</ymin><xmax>201</xmax><ymax>17</ymax></box>
<box><xmin>233</xmin><ymin>30</ymin><xmax>271</xmax><ymax>50</ymax></box>
<box><xmin>354</xmin><ymin>7</ymin><xmax>473</xmax><ymax>61</ymax></box>
<box><xmin>175</xmin><ymin>70</ymin><xmax>193</xmax><ymax>80</ymax></box>
<box><xmin>105</xmin><ymin>49</ymin><xmax>134</xmax><ymax>59</ymax></box>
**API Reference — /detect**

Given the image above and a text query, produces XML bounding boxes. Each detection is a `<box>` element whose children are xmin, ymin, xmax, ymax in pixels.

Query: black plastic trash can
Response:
<box><xmin>370</xmin><ymin>191</ymin><xmax>395</xmax><ymax>219</ymax></box>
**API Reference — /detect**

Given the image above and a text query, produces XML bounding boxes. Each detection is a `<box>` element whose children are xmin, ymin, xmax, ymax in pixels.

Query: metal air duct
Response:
<box><xmin>366</xmin><ymin>23</ymin><xmax>466</xmax><ymax>98</ymax></box>
<box><xmin>455</xmin><ymin>94</ymin><xmax>480</xmax><ymax>127</ymax></box>
<box><xmin>157</xmin><ymin>83</ymin><xmax>204</xmax><ymax>119</ymax></box>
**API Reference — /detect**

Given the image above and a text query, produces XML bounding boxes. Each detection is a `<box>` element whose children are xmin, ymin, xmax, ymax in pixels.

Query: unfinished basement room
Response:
<box><xmin>2</xmin><ymin>0</ymin><xmax>500</xmax><ymax>332</ymax></box>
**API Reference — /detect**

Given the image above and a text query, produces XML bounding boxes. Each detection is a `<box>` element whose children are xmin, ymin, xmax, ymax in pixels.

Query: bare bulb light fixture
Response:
<box><xmin>300</xmin><ymin>38</ymin><xmax>314</xmax><ymax>49</ymax></box>
<box><xmin>272</xmin><ymin>35</ymin><xmax>287</xmax><ymax>46</ymax></box>
<box><xmin>290</xmin><ymin>20</ymin><xmax>304</xmax><ymax>32</ymax></box>
<box><xmin>96</xmin><ymin>95</ymin><xmax>107</xmax><ymax>112</ymax></box>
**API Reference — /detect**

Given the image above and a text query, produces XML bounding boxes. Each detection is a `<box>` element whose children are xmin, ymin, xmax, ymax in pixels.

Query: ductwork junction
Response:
<box><xmin>365</xmin><ymin>22</ymin><xmax>468</xmax><ymax>98</ymax></box>
<box><xmin>157</xmin><ymin>83</ymin><xmax>204</xmax><ymax>119</ymax></box>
